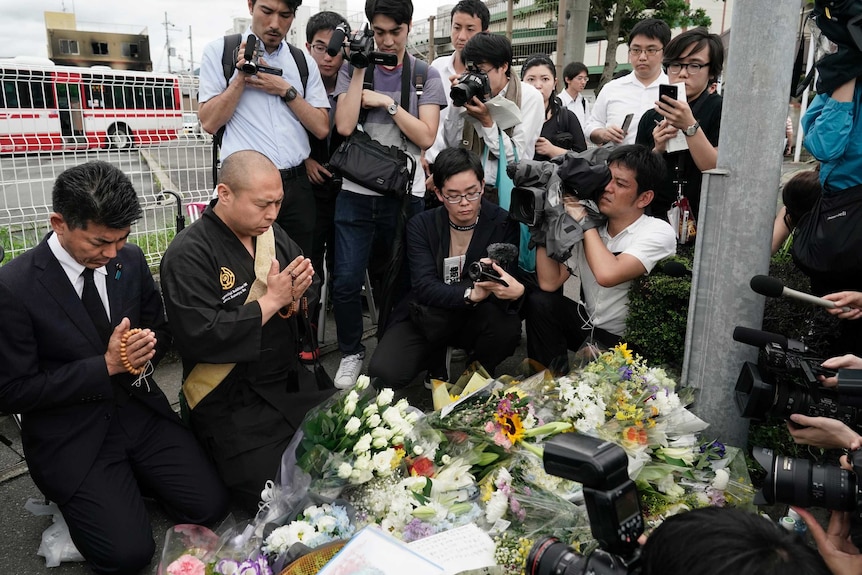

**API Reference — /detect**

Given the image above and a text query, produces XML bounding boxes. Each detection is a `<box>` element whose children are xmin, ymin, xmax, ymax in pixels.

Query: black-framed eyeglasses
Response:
<box><xmin>310</xmin><ymin>43</ymin><xmax>328</xmax><ymax>54</ymax></box>
<box><xmin>629</xmin><ymin>47</ymin><xmax>662</xmax><ymax>56</ymax></box>
<box><xmin>442</xmin><ymin>191</ymin><xmax>482</xmax><ymax>203</ymax></box>
<box><xmin>666</xmin><ymin>62</ymin><xmax>710</xmax><ymax>74</ymax></box>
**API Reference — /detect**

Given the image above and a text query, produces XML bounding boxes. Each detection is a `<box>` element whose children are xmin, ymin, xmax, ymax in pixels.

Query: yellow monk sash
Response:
<box><xmin>182</xmin><ymin>227</ymin><xmax>275</xmax><ymax>410</ymax></box>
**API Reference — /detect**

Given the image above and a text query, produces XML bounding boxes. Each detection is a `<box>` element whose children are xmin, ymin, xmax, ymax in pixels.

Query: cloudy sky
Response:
<box><xmin>0</xmin><ymin>0</ymin><xmax>437</xmax><ymax>72</ymax></box>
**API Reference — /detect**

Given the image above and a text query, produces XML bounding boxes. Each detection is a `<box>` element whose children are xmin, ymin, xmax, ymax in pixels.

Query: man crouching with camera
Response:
<box><xmin>368</xmin><ymin>148</ymin><xmax>524</xmax><ymax>388</ymax></box>
<box><xmin>525</xmin><ymin>145</ymin><xmax>676</xmax><ymax>373</ymax></box>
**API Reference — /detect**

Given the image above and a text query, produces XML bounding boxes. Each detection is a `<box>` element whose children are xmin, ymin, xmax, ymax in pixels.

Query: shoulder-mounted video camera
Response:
<box><xmin>326</xmin><ymin>23</ymin><xmax>397</xmax><ymax>69</ymax></box>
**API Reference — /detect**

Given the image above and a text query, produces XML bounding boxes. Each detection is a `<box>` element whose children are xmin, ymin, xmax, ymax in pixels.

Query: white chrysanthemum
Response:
<box><xmin>485</xmin><ymin>490</ymin><xmax>508</xmax><ymax>524</ymax></box>
<box><xmin>647</xmin><ymin>389</ymin><xmax>681</xmax><ymax>415</ymax></box>
<box><xmin>376</xmin><ymin>388</ymin><xmax>395</xmax><ymax>406</ymax></box>
<box><xmin>344</xmin><ymin>416</ymin><xmax>361</xmax><ymax>435</ymax></box>
<box><xmin>712</xmin><ymin>468</ymin><xmax>730</xmax><ymax>490</ymax></box>
<box><xmin>303</xmin><ymin>505</ymin><xmax>324</xmax><ymax>520</ymax></box>
<box><xmin>353</xmin><ymin>434</ymin><xmax>372</xmax><ymax>455</ymax></box>
<box><xmin>262</xmin><ymin>525</ymin><xmax>292</xmax><ymax>554</ymax></box>
<box><xmin>315</xmin><ymin>515</ymin><xmax>337</xmax><ymax>533</ymax></box>
<box><xmin>286</xmin><ymin>520</ymin><xmax>316</xmax><ymax>544</ymax></box>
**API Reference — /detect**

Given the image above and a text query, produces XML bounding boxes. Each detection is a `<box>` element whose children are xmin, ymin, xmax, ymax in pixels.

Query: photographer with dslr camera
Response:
<box><xmin>368</xmin><ymin>148</ymin><xmax>524</xmax><ymax>388</ymax></box>
<box><xmin>525</xmin><ymin>145</ymin><xmax>675</xmax><ymax>372</ymax></box>
<box><xmin>330</xmin><ymin>0</ymin><xmax>447</xmax><ymax>389</ymax></box>
<box><xmin>431</xmin><ymin>32</ymin><xmax>544</xmax><ymax>198</ymax></box>
<box><xmin>198</xmin><ymin>0</ymin><xmax>331</xmax><ymax>256</ymax></box>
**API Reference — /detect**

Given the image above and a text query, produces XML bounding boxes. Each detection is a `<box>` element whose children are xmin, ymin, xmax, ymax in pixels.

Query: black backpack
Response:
<box><xmin>211</xmin><ymin>34</ymin><xmax>309</xmax><ymax>185</ymax></box>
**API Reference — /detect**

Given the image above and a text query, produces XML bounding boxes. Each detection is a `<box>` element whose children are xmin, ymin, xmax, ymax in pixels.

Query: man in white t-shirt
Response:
<box><xmin>585</xmin><ymin>18</ymin><xmax>671</xmax><ymax>147</ymax></box>
<box><xmin>525</xmin><ymin>144</ymin><xmax>676</xmax><ymax>371</ymax></box>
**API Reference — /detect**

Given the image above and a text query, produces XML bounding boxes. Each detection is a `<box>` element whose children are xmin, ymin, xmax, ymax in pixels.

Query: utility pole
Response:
<box><xmin>428</xmin><ymin>16</ymin><xmax>435</xmax><ymax>62</ymax></box>
<box><xmin>188</xmin><ymin>26</ymin><xmax>194</xmax><ymax>74</ymax></box>
<box><xmin>554</xmin><ymin>0</ymin><xmax>567</xmax><ymax>86</ymax></box>
<box><xmin>681</xmin><ymin>0</ymin><xmax>800</xmax><ymax>448</ymax></box>
<box><xmin>164</xmin><ymin>12</ymin><xmax>173</xmax><ymax>73</ymax></box>
<box><xmin>566</xmin><ymin>0</ymin><xmax>589</xmax><ymax>66</ymax></box>
<box><xmin>506</xmin><ymin>0</ymin><xmax>513</xmax><ymax>40</ymax></box>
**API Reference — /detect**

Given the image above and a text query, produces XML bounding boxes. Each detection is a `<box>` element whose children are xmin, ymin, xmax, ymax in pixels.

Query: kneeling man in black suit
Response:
<box><xmin>0</xmin><ymin>161</ymin><xmax>228</xmax><ymax>574</ymax></box>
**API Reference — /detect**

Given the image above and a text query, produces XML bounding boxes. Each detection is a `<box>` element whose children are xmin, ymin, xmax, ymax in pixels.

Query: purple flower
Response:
<box><xmin>403</xmin><ymin>518</ymin><xmax>436</xmax><ymax>543</ymax></box>
<box><xmin>707</xmin><ymin>488</ymin><xmax>726</xmax><ymax>507</ymax></box>
<box><xmin>699</xmin><ymin>440</ymin><xmax>726</xmax><ymax>459</ymax></box>
<box><xmin>618</xmin><ymin>366</ymin><xmax>633</xmax><ymax>380</ymax></box>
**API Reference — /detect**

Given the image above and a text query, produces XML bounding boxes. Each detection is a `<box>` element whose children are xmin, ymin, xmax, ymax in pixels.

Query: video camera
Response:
<box><xmin>466</xmin><ymin>242</ymin><xmax>517</xmax><ymax>287</ymax></box>
<box><xmin>527</xmin><ymin>433</ymin><xmax>643</xmax><ymax>575</ymax></box>
<box><xmin>733</xmin><ymin>326</ymin><xmax>862</xmax><ymax>427</ymax></box>
<box><xmin>326</xmin><ymin>23</ymin><xmax>397</xmax><ymax>69</ymax></box>
<box><xmin>450</xmin><ymin>64</ymin><xmax>491</xmax><ymax>107</ymax></box>
<box><xmin>752</xmin><ymin>446</ymin><xmax>862</xmax><ymax>510</ymax></box>
<box><xmin>240</xmin><ymin>35</ymin><xmax>283</xmax><ymax>76</ymax></box>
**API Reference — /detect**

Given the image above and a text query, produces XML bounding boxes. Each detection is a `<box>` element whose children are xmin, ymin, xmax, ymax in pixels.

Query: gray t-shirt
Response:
<box><xmin>334</xmin><ymin>56</ymin><xmax>447</xmax><ymax>195</ymax></box>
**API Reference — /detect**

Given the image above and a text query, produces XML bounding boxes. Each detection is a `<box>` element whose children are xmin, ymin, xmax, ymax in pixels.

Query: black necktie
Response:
<box><xmin>81</xmin><ymin>268</ymin><xmax>111</xmax><ymax>345</ymax></box>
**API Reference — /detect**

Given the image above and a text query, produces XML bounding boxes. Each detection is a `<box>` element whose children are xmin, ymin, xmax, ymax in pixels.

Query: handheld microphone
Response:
<box><xmin>662</xmin><ymin>261</ymin><xmax>692</xmax><ymax>278</ymax></box>
<box><xmin>749</xmin><ymin>275</ymin><xmax>851</xmax><ymax>312</ymax></box>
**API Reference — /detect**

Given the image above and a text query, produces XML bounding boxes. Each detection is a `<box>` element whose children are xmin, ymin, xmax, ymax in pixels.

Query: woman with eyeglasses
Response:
<box><xmin>368</xmin><ymin>148</ymin><xmax>524</xmax><ymax>390</ymax></box>
<box><xmin>635</xmin><ymin>27</ymin><xmax>724</xmax><ymax>223</ymax></box>
<box><xmin>521</xmin><ymin>54</ymin><xmax>588</xmax><ymax>161</ymax></box>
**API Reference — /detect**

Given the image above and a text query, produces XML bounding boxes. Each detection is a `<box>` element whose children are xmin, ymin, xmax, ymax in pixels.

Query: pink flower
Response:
<box><xmin>166</xmin><ymin>554</ymin><xmax>207</xmax><ymax>575</ymax></box>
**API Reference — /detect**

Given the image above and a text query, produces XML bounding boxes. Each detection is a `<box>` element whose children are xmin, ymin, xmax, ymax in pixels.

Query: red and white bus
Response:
<box><xmin>0</xmin><ymin>60</ymin><xmax>183</xmax><ymax>153</ymax></box>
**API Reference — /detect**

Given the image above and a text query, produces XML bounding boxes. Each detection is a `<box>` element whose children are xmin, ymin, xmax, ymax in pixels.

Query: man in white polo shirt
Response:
<box><xmin>525</xmin><ymin>144</ymin><xmax>676</xmax><ymax>371</ymax></box>
<box><xmin>585</xmin><ymin>18</ymin><xmax>670</xmax><ymax>147</ymax></box>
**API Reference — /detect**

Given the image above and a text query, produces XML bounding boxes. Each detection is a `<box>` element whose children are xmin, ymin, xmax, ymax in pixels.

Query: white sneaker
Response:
<box><xmin>334</xmin><ymin>353</ymin><xmax>364</xmax><ymax>389</ymax></box>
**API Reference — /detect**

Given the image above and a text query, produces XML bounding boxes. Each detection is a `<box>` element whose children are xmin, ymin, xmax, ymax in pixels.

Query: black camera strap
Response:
<box><xmin>211</xmin><ymin>34</ymin><xmax>309</xmax><ymax>186</ymax></box>
<box><xmin>357</xmin><ymin>55</ymin><xmax>428</xmax><ymax>141</ymax></box>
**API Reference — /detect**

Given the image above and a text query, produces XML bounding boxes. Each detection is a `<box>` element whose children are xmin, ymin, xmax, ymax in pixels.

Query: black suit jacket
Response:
<box><xmin>406</xmin><ymin>198</ymin><xmax>520</xmax><ymax>310</ymax></box>
<box><xmin>0</xmin><ymin>236</ymin><xmax>177</xmax><ymax>504</ymax></box>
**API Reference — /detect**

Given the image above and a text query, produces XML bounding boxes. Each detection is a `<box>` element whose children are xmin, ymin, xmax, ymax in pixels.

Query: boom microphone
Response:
<box><xmin>750</xmin><ymin>275</ymin><xmax>851</xmax><ymax>311</ymax></box>
<box><xmin>326</xmin><ymin>26</ymin><xmax>347</xmax><ymax>57</ymax></box>
<box><xmin>244</xmin><ymin>34</ymin><xmax>256</xmax><ymax>62</ymax></box>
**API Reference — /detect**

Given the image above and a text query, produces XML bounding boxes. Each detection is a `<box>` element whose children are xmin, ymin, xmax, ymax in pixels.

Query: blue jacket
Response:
<box><xmin>803</xmin><ymin>82</ymin><xmax>862</xmax><ymax>194</ymax></box>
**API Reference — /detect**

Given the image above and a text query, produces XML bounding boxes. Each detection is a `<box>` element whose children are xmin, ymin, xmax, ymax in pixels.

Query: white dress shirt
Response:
<box><xmin>558</xmin><ymin>89</ymin><xmax>590</xmax><ymax>140</ymax></box>
<box><xmin>48</xmin><ymin>232</ymin><xmax>110</xmax><ymax>318</ymax></box>
<box><xmin>584</xmin><ymin>72</ymin><xmax>668</xmax><ymax>146</ymax></box>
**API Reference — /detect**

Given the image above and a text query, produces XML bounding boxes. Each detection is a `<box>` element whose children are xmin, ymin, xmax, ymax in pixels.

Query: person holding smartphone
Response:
<box><xmin>636</xmin><ymin>27</ymin><xmax>725</xmax><ymax>221</ymax></box>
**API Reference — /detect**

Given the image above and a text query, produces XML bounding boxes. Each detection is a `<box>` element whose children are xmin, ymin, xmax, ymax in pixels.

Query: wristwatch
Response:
<box><xmin>683</xmin><ymin>121</ymin><xmax>700</xmax><ymax>137</ymax></box>
<box><xmin>282</xmin><ymin>86</ymin><xmax>298</xmax><ymax>104</ymax></box>
<box><xmin>387</xmin><ymin>102</ymin><xmax>398</xmax><ymax>116</ymax></box>
<box><xmin>463</xmin><ymin>288</ymin><xmax>477</xmax><ymax>306</ymax></box>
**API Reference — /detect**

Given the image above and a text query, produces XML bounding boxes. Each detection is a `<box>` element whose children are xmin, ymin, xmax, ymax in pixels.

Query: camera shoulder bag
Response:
<box><xmin>328</xmin><ymin>57</ymin><xmax>427</xmax><ymax>198</ymax></box>
<box><xmin>211</xmin><ymin>34</ymin><xmax>309</xmax><ymax>185</ymax></box>
<box><xmin>791</xmin><ymin>184</ymin><xmax>862</xmax><ymax>276</ymax></box>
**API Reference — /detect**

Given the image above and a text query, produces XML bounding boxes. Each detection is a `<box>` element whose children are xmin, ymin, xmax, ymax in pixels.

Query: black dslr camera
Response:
<box><xmin>467</xmin><ymin>243</ymin><xmax>516</xmax><ymax>287</ymax></box>
<box><xmin>527</xmin><ymin>433</ymin><xmax>643</xmax><ymax>575</ymax></box>
<box><xmin>732</xmin><ymin>326</ymin><xmax>862</xmax><ymax>427</ymax></box>
<box><xmin>326</xmin><ymin>23</ymin><xmax>397</xmax><ymax>69</ymax></box>
<box><xmin>450</xmin><ymin>63</ymin><xmax>491</xmax><ymax>107</ymax></box>
<box><xmin>240</xmin><ymin>35</ymin><xmax>283</xmax><ymax>76</ymax></box>
<box><xmin>753</xmin><ymin>446</ymin><xmax>862</xmax><ymax>510</ymax></box>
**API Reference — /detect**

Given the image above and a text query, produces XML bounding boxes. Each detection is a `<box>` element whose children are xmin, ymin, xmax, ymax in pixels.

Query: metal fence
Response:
<box><xmin>0</xmin><ymin>75</ymin><xmax>214</xmax><ymax>267</ymax></box>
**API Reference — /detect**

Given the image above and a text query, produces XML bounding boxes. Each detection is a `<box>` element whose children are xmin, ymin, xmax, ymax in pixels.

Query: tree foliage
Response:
<box><xmin>590</xmin><ymin>0</ymin><xmax>712</xmax><ymax>93</ymax></box>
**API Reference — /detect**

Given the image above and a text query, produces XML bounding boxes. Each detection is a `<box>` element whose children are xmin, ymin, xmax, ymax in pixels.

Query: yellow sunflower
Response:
<box><xmin>495</xmin><ymin>412</ymin><xmax>525</xmax><ymax>444</ymax></box>
<box><xmin>615</xmin><ymin>343</ymin><xmax>634</xmax><ymax>364</ymax></box>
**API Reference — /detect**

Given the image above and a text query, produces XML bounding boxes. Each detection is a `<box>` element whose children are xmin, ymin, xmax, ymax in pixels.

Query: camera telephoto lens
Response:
<box><xmin>526</xmin><ymin>536</ymin><xmax>584</xmax><ymax>575</ymax></box>
<box><xmin>754</xmin><ymin>447</ymin><xmax>859</xmax><ymax>511</ymax></box>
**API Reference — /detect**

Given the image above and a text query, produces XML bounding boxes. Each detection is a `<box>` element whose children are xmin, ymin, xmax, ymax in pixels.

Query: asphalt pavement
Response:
<box><xmin>0</xmin><ymin>158</ymin><xmax>816</xmax><ymax>573</ymax></box>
